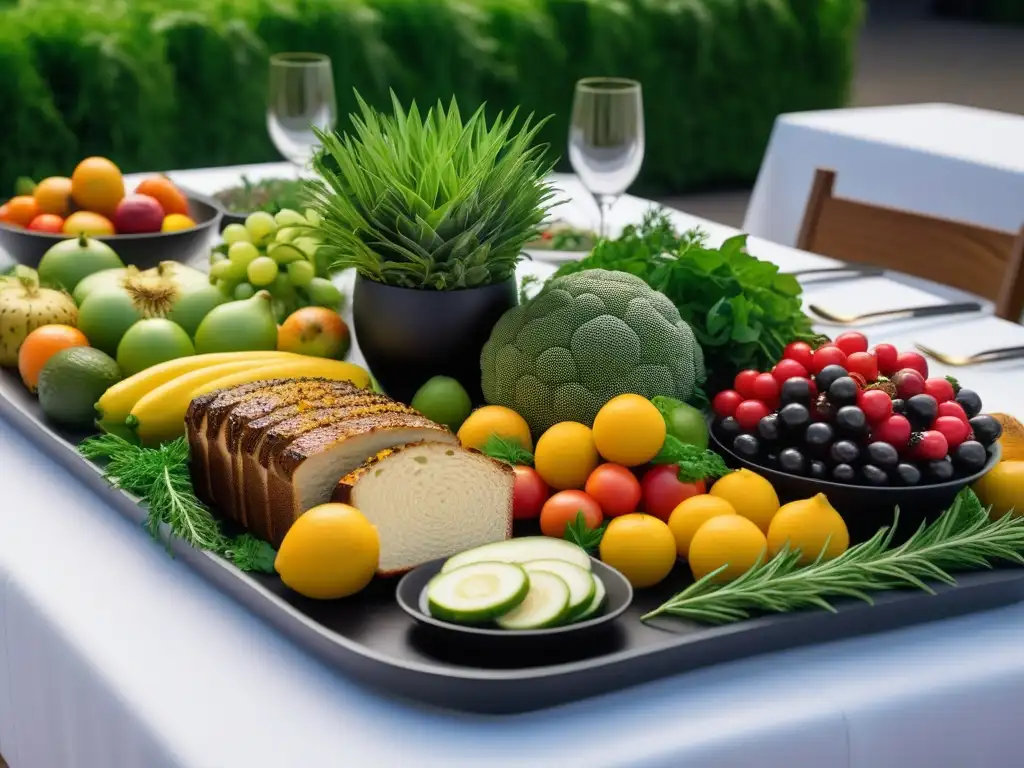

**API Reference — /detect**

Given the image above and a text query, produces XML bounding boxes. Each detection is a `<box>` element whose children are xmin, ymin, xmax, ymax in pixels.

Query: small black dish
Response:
<box><xmin>709</xmin><ymin>424</ymin><xmax>1001</xmax><ymax>544</ymax></box>
<box><xmin>0</xmin><ymin>190</ymin><xmax>221</xmax><ymax>271</ymax></box>
<box><xmin>396</xmin><ymin>556</ymin><xmax>633</xmax><ymax>650</ymax></box>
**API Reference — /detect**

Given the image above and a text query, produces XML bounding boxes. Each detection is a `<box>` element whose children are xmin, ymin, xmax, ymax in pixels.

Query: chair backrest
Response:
<box><xmin>796</xmin><ymin>168</ymin><xmax>1024</xmax><ymax>322</ymax></box>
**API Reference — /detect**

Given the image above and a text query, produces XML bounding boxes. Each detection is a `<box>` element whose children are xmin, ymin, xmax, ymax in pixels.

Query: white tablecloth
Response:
<box><xmin>744</xmin><ymin>103</ymin><xmax>1024</xmax><ymax>246</ymax></box>
<box><xmin>2</xmin><ymin>163</ymin><xmax>1024</xmax><ymax>768</ymax></box>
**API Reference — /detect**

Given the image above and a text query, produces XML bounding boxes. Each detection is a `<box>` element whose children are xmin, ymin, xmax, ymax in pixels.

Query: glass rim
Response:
<box><xmin>269</xmin><ymin>52</ymin><xmax>332</xmax><ymax>67</ymax></box>
<box><xmin>575</xmin><ymin>77</ymin><xmax>641</xmax><ymax>93</ymax></box>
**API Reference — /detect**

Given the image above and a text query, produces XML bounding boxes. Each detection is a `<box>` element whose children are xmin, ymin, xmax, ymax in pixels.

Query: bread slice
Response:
<box><xmin>265</xmin><ymin>413</ymin><xmax>458</xmax><ymax>546</ymax></box>
<box><xmin>237</xmin><ymin>398</ymin><xmax>415</xmax><ymax>538</ymax></box>
<box><xmin>332</xmin><ymin>442</ymin><xmax>515</xmax><ymax>576</ymax></box>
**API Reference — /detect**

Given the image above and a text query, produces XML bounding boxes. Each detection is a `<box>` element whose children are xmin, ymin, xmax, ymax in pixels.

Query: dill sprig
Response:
<box><xmin>643</xmin><ymin>489</ymin><xmax>1024</xmax><ymax>625</ymax></box>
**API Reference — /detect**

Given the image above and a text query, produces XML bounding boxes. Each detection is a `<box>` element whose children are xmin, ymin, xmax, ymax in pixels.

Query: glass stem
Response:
<box><xmin>596</xmin><ymin>194</ymin><xmax>617</xmax><ymax>239</ymax></box>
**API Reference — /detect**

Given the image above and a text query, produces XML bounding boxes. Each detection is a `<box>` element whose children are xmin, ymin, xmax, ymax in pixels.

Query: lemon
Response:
<box><xmin>688</xmin><ymin>515</ymin><xmax>767</xmax><ymax>583</ymax></box>
<box><xmin>162</xmin><ymin>213</ymin><xmax>197</xmax><ymax>232</ymax></box>
<box><xmin>974</xmin><ymin>460</ymin><xmax>1024</xmax><ymax>519</ymax></box>
<box><xmin>534</xmin><ymin>421</ymin><xmax>599</xmax><ymax>490</ymax></box>
<box><xmin>599</xmin><ymin>513</ymin><xmax>677</xmax><ymax>588</ymax></box>
<box><xmin>709</xmin><ymin>468</ymin><xmax>780</xmax><ymax>533</ymax></box>
<box><xmin>667</xmin><ymin>494</ymin><xmax>737</xmax><ymax>558</ymax></box>
<box><xmin>275</xmin><ymin>503</ymin><xmax>380</xmax><ymax>599</ymax></box>
<box><xmin>592</xmin><ymin>394</ymin><xmax>666</xmax><ymax>466</ymax></box>
<box><xmin>767</xmin><ymin>493</ymin><xmax>849</xmax><ymax>565</ymax></box>
<box><xmin>457</xmin><ymin>405</ymin><xmax>533</xmax><ymax>452</ymax></box>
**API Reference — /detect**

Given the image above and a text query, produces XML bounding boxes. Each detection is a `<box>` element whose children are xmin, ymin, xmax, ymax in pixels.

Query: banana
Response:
<box><xmin>190</xmin><ymin>357</ymin><xmax>370</xmax><ymax>398</ymax></box>
<box><xmin>96</xmin><ymin>351</ymin><xmax>300</xmax><ymax>431</ymax></box>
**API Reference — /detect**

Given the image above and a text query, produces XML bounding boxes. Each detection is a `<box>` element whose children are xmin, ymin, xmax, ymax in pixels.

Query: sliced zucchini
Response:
<box><xmin>496</xmin><ymin>571</ymin><xmax>571</xmax><ymax>630</ymax></box>
<box><xmin>575</xmin><ymin>574</ymin><xmax>607</xmax><ymax>621</ymax></box>
<box><xmin>523</xmin><ymin>560</ymin><xmax>595</xmax><ymax>620</ymax></box>
<box><xmin>426</xmin><ymin>562</ymin><xmax>529</xmax><ymax>624</ymax></box>
<box><xmin>442</xmin><ymin>537</ymin><xmax>592</xmax><ymax>574</ymax></box>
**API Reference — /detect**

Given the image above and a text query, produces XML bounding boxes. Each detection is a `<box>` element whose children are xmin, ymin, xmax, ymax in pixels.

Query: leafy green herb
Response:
<box><xmin>78</xmin><ymin>434</ymin><xmax>276</xmax><ymax>573</ymax></box>
<box><xmin>643</xmin><ymin>489</ymin><xmax>1023</xmax><ymax>625</ymax></box>
<box><xmin>481</xmin><ymin>434</ymin><xmax>534</xmax><ymax>466</ymax></box>
<box><xmin>519</xmin><ymin>274</ymin><xmax>540</xmax><ymax>304</ymax></box>
<box><xmin>946</xmin><ymin>375</ymin><xmax>961</xmax><ymax>394</ymax></box>
<box><xmin>564</xmin><ymin>511</ymin><xmax>607</xmax><ymax>553</ymax></box>
<box><xmin>552</xmin><ymin>209</ymin><xmax>822</xmax><ymax>394</ymax></box>
<box><xmin>650</xmin><ymin>435</ymin><xmax>730</xmax><ymax>483</ymax></box>
<box><xmin>213</xmin><ymin>175</ymin><xmax>322</xmax><ymax>215</ymax></box>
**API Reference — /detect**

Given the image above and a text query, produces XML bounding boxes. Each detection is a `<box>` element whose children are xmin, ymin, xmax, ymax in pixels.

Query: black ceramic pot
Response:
<box><xmin>352</xmin><ymin>274</ymin><xmax>517</xmax><ymax>405</ymax></box>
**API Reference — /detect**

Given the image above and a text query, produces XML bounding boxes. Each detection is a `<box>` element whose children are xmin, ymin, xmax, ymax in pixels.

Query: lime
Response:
<box><xmin>38</xmin><ymin>347</ymin><xmax>122</xmax><ymax>429</ymax></box>
<box><xmin>116</xmin><ymin>318</ymin><xmax>195</xmax><ymax>377</ymax></box>
<box><xmin>410</xmin><ymin>376</ymin><xmax>472</xmax><ymax>432</ymax></box>
<box><xmin>659</xmin><ymin>398</ymin><xmax>708</xmax><ymax>450</ymax></box>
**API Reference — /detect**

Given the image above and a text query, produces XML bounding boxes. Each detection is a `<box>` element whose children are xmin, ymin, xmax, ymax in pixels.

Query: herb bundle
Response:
<box><xmin>79</xmin><ymin>434</ymin><xmax>276</xmax><ymax>573</ymax></box>
<box><xmin>643</xmin><ymin>489</ymin><xmax>1024</xmax><ymax>625</ymax></box>
<box><xmin>552</xmin><ymin>209</ymin><xmax>822</xmax><ymax>394</ymax></box>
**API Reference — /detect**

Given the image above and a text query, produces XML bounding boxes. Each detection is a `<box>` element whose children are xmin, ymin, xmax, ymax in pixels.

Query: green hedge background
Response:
<box><xmin>0</xmin><ymin>0</ymin><xmax>863</xmax><ymax>197</ymax></box>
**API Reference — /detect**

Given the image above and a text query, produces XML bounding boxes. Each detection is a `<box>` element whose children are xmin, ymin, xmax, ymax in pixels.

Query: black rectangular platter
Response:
<box><xmin>2</xmin><ymin>365</ymin><xmax>1023</xmax><ymax>714</ymax></box>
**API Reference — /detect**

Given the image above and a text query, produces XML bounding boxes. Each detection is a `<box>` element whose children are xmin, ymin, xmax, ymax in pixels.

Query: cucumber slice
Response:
<box><xmin>575</xmin><ymin>574</ymin><xmax>607</xmax><ymax>621</ymax></box>
<box><xmin>442</xmin><ymin>537</ymin><xmax>591</xmax><ymax>574</ymax></box>
<box><xmin>496</xmin><ymin>571</ymin><xmax>571</xmax><ymax>630</ymax></box>
<box><xmin>426</xmin><ymin>562</ymin><xmax>529</xmax><ymax>624</ymax></box>
<box><xmin>523</xmin><ymin>560</ymin><xmax>595</xmax><ymax>620</ymax></box>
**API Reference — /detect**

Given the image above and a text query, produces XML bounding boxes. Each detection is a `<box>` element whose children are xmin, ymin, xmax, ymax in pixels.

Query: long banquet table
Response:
<box><xmin>1</xmin><ymin>164</ymin><xmax>1023</xmax><ymax>767</ymax></box>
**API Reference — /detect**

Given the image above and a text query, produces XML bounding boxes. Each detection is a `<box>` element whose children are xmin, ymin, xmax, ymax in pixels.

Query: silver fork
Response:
<box><xmin>915</xmin><ymin>343</ymin><xmax>1024</xmax><ymax>366</ymax></box>
<box><xmin>785</xmin><ymin>266</ymin><xmax>885</xmax><ymax>279</ymax></box>
<box><xmin>808</xmin><ymin>301</ymin><xmax>984</xmax><ymax>325</ymax></box>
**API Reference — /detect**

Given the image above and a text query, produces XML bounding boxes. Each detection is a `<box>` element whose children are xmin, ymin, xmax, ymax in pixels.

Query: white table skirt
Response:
<box><xmin>743</xmin><ymin>103</ymin><xmax>1024</xmax><ymax>247</ymax></box>
<box><xmin>1</xmin><ymin>163</ymin><xmax>1023</xmax><ymax>767</ymax></box>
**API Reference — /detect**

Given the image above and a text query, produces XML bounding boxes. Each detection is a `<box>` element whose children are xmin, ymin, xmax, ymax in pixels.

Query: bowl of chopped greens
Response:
<box><xmin>212</xmin><ymin>176</ymin><xmax>324</xmax><ymax>230</ymax></box>
<box><xmin>524</xmin><ymin>220</ymin><xmax>598</xmax><ymax>263</ymax></box>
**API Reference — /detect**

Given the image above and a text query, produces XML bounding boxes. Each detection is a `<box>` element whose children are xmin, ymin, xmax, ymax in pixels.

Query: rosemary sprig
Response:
<box><xmin>643</xmin><ymin>489</ymin><xmax>1024</xmax><ymax>625</ymax></box>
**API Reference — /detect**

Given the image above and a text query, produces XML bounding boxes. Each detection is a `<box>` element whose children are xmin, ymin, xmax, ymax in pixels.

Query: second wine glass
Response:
<box><xmin>267</xmin><ymin>52</ymin><xmax>338</xmax><ymax>176</ymax></box>
<box><xmin>568</xmin><ymin>77</ymin><xmax>645</xmax><ymax>238</ymax></box>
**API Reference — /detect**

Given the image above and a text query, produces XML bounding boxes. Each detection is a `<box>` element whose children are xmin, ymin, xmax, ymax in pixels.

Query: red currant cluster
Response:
<box><xmin>710</xmin><ymin>332</ymin><xmax>1002</xmax><ymax>486</ymax></box>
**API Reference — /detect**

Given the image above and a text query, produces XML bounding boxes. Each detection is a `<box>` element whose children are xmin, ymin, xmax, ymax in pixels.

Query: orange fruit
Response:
<box><xmin>63</xmin><ymin>210</ymin><xmax>115</xmax><ymax>236</ymax></box>
<box><xmin>161</xmin><ymin>213</ymin><xmax>196</xmax><ymax>232</ymax></box>
<box><xmin>135</xmin><ymin>176</ymin><xmax>189</xmax><ymax>216</ymax></box>
<box><xmin>0</xmin><ymin>203</ymin><xmax>11</xmax><ymax>224</ymax></box>
<box><xmin>4</xmin><ymin>195</ymin><xmax>40</xmax><ymax>227</ymax></box>
<box><xmin>33</xmin><ymin>176</ymin><xmax>73</xmax><ymax>216</ymax></box>
<box><xmin>27</xmin><ymin>214</ymin><xmax>65</xmax><ymax>233</ymax></box>
<box><xmin>18</xmin><ymin>325</ymin><xmax>90</xmax><ymax>393</ymax></box>
<box><xmin>70</xmin><ymin>157</ymin><xmax>125</xmax><ymax>216</ymax></box>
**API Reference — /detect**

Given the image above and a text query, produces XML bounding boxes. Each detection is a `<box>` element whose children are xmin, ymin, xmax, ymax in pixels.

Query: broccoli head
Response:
<box><xmin>480</xmin><ymin>268</ymin><xmax>706</xmax><ymax>436</ymax></box>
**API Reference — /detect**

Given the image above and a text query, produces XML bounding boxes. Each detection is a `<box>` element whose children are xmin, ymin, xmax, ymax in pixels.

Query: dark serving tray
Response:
<box><xmin>2</xmin><ymin>365</ymin><xmax>1024</xmax><ymax>714</ymax></box>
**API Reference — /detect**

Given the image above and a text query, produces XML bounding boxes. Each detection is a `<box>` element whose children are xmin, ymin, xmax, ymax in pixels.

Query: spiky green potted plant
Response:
<box><xmin>307</xmin><ymin>92</ymin><xmax>556</xmax><ymax>404</ymax></box>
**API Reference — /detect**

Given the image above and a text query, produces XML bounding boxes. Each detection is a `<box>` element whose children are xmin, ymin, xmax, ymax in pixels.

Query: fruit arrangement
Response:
<box><xmin>710</xmin><ymin>332</ymin><xmax>1003</xmax><ymax>487</ymax></box>
<box><xmin>208</xmin><ymin>208</ymin><xmax>342</xmax><ymax>323</ymax></box>
<box><xmin>0</xmin><ymin>158</ymin><xmax>198</xmax><ymax>236</ymax></box>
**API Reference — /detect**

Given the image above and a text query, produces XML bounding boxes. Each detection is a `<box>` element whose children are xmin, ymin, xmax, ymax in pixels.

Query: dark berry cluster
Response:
<box><xmin>711</xmin><ymin>332</ymin><xmax>1002</xmax><ymax>487</ymax></box>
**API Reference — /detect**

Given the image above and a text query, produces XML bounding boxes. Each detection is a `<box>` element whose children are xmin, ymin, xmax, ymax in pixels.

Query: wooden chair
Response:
<box><xmin>796</xmin><ymin>168</ymin><xmax>1024</xmax><ymax>322</ymax></box>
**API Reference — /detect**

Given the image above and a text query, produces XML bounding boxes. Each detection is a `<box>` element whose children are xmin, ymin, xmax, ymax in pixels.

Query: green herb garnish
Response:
<box><xmin>223</xmin><ymin>534</ymin><xmax>277</xmax><ymax>573</ymax></box>
<box><xmin>643</xmin><ymin>489</ymin><xmax>1023</xmax><ymax>625</ymax></box>
<box><xmin>481</xmin><ymin>434</ymin><xmax>534</xmax><ymax>466</ymax></box>
<box><xmin>650</xmin><ymin>435</ymin><xmax>730</xmax><ymax>483</ymax></box>
<box><xmin>564</xmin><ymin>511</ymin><xmax>607</xmax><ymax>553</ymax></box>
<box><xmin>213</xmin><ymin>175</ymin><xmax>322</xmax><ymax>215</ymax></box>
<box><xmin>946</xmin><ymin>375</ymin><xmax>961</xmax><ymax>394</ymax></box>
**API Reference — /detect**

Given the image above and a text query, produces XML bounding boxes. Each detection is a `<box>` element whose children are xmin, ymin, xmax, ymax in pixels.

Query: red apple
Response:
<box><xmin>277</xmin><ymin>306</ymin><xmax>351</xmax><ymax>359</ymax></box>
<box><xmin>113</xmin><ymin>194</ymin><xmax>165</xmax><ymax>234</ymax></box>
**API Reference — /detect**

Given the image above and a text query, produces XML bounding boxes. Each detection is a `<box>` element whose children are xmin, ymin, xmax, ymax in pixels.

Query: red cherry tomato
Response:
<box><xmin>923</xmin><ymin>377</ymin><xmax>955</xmax><ymax>403</ymax></box>
<box><xmin>585</xmin><ymin>463</ymin><xmax>642</xmax><ymax>518</ymax></box>
<box><xmin>512</xmin><ymin>465</ymin><xmax>549</xmax><ymax>520</ymax></box>
<box><xmin>895</xmin><ymin>351</ymin><xmax>929</xmax><ymax>378</ymax></box>
<box><xmin>933</xmin><ymin>416</ymin><xmax>969</xmax><ymax>450</ymax></box>
<box><xmin>27</xmin><ymin>213</ymin><xmax>65</xmax><ymax>233</ymax></box>
<box><xmin>751</xmin><ymin>373</ymin><xmax>780</xmax><ymax>404</ymax></box>
<box><xmin>872</xmin><ymin>343</ymin><xmax>899</xmax><ymax>376</ymax></box>
<box><xmin>872</xmin><ymin>414</ymin><xmax>912</xmax><ymax>448</ymax></box>
<box><xmin>834</xmin><ymin>331</ymin><xmax>869</xmax><ymax>356</ymax></box>
<box><xmin>845</xmin><ymin>352</ymin><xmax>879</xmax><ymax>382</ymax></box>
<box><xmin>539</xmin><ymin>490</ymin><xmax>603</xmax><ymax>538</ymax></box>
<box><xmin>734</xmin><ymin>399</ymin><xmax>771</xmax><ymax>431</ymax></box>
<box><xmin>937</xmin><ymin>400</ymin><xmax>969</xmax><ymax>426</ymax></box>
<box><xmin>772</xmin><ymin>358</ymin><xmax>808</xmax><ymax>385</ymax></box>
<box><xmin>712</xmin><ymin>389</ymin><xmax>744</xmax><ymax>418</ymax></box>
<box><xmin>640</xmin><ymin>465</ymin><xmax>706</xmax><ymax>521</ymax></box>
<box><xmin>811</xmin><ymin>345</ymin><xmax>848</xmax><ymax>373</ymax></box>
<box><xmin>859</xmin><ymin>389</ymin><xmax>893</xmax><ymax>424</ymax></box>
<box><xmin>914</xmin><ymin>430</ymin><xmax>948</xmax><ymax>461</ymax></box>
<box><xmin>733</xmin><ymin>370</ymin><xmax>759</xmax><ymax>400</ymax></box>
<box><xmin>891</xmin><ymin>368</ymin><xmax>926</xmax><ymax>400</ymax></box>
<box><xmin>783</xmin><ymin>341</ymin><xmax>814</xmax><ymax>371</ymax></box>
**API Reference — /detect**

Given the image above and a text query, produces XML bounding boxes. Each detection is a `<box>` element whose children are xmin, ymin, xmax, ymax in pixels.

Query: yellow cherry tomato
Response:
<box><xmin>592</xmin><ymin>394</ymin><xmax>666</xmax><ymax>466</ymax></box>
<box><xmin>534</xmin><ymin>421</ymin><xmax>599</xmax><ymax>490</ymax></box>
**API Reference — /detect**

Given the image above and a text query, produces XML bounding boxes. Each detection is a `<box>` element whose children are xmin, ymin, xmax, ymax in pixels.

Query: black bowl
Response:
<box><xmin>0</xmin><ymin>191</ymin><xmax>221</xmax><ymax>271</ymax></box>
<box><xmin>709</xmin><ymin>425</ymin><xmax>1001</xmax><ymax>543</ymax></box>
<box><xmin>396</xmin><ymin>556</ymin><xmax>633</xmax><ymax>651</ymax></box>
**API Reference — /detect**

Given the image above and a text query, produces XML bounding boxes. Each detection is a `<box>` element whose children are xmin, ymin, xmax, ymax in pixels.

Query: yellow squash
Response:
<box><xmin>189</xmin><ymin>357</ymin><xmax>370</xmax><ymax>398</ymax></box>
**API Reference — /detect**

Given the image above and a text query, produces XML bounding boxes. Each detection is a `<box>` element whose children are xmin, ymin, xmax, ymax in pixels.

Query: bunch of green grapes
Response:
<box><xmin>208</xmin><ymin>208</ymin><xmax>343</xmax><ymax>323</ymax></box>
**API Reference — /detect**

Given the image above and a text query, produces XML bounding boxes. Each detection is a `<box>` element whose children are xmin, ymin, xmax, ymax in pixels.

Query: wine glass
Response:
<box><xmin>568</xmin><ymin>78</ymin><xmax>645</xmax><ymax>238</ymax></box>
<box><xmin>267</xmin><ymin>53</ymin><xmax>337</xmax><ymax>176</ymax></box>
